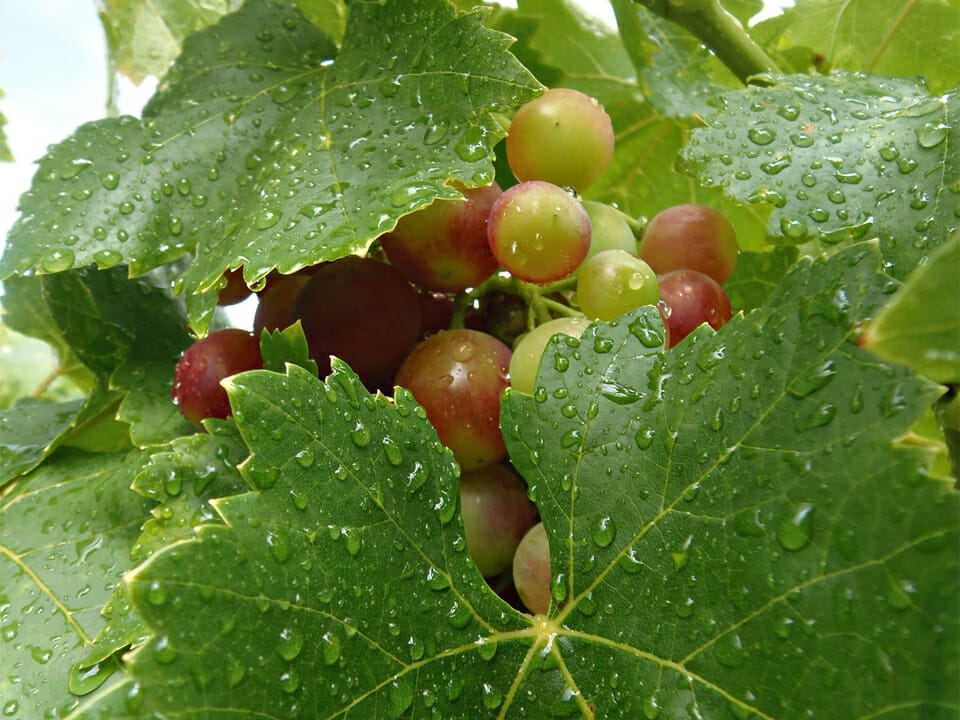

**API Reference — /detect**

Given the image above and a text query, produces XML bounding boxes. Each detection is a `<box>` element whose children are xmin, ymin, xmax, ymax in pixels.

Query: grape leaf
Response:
<box><xmin>259</xmin><ymin>320</ymin><xmax>319</xmax><ymax>376</ymax></box>
<box><xmin>501</xmin><ymin>243</ymin><xmax>958</xmax><ymax>718</ymax></box>
<box><xmin>502</xmin><ymin>0</ymin><xmax>769</xmax><ymax>251</ymax></box>
<box><xmin>72</xmin><ymin>362</ymin><xmax>530</xmax><ymax>719</ymax></box>
<box><xmin>78</xmin><ymin>420</ymin><xmax>250</xmax><ymax>675</ymax></box>
<box><xmin>41</xmin><ymin>266</ymin><xmax>194</xmax><ymax>446</ymax></box>
<box><xmin>762</xmin><ymin>0</ymin><xmax>960</xmax><ymax>94</ymax></box>
<box><xmin>0</xmin><ymin>449</ymin><xmax>150</xmax><ymax>719</ymax></box>
<box><xmin>681</xmin><ymin>73</ymin><xmax>960</xmax><ymax>278</ymax></box>
<box><xmin>724</xmin><ymin>245</ymin><xmax>800</xmax><ymax>312</ymax></box>
<box><xmin>72</xmin><ymin>245</ymin><xmax>959</xmax><ymax>720</ymax></box>
<box><xmin>0</xmin><ymin>0</ymin><xmax>540</xmax><ymax>332</ymax></box>
<box><xmin>98</xmin><ymin>0</ymin><xmax>347</xmax><ymax>84</ymax></box>
<box><xmin>862</xmin><ymin>232</ymin><xmax>960</xmax><ymax>383</ymax></box>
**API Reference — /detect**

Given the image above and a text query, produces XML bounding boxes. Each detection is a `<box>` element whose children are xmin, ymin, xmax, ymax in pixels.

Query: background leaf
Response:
<box><xmin>0</xmin><ymin>87</ymin><xmax>12</xmax><ymax>162</ymax></box>
<box><xmin>0</xmin><ymin>323</ymin><xmax>80</xmax><ymax>410</ymax></box>
<box><xmin>0</xmin><ymin>0</ymin><xmax>540</xmax><ymax>333</ymax></box>
<box><xmin>0</xmin><ymin>449</ymin><xmax>150</xmax><ymax>718</ymax></box>
<box><xmin>863</xmin><ymin>232</ymin><xmax>960</xmax><ymax>383</ymax></box>
<box><xmin>259</xmin><ymin>321</ymin><xmax>319</xmax><ymax>376</ymax></box>
<box><xmin>756</xmin><ymin>0</ymin><xmax>960</xmax><ymax>94</ymax></box>
<box><xmin>681</xmin><ymin>73</ymin><xmax>959</xmax><ymax>278</ymax></box>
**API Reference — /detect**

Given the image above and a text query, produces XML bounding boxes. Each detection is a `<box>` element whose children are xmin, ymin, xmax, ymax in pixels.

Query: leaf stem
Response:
<box><xmin>630</xmin><ymin>0</ymin><xmax>781</xmax><ymax>84</ymax></box>
<box><xmin>31</xmin><ymin>363</ymin><xmax>65</xmax><ymax>398</ymax></box>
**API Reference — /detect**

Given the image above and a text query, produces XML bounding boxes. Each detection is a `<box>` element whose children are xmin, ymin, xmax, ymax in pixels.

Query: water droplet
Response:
<box><xmin>599</xmin><ymin>380</ymin><xmax>640</xmax><ymax>405</ymax></box>
<box><xmin>146</xmin><ymin>581</ymin><xmax>166</xmax><ymax>605</ymax></box>
<box><xmin>635</xmin><ymin>426</ymin><xmax>655</xmax><ymax>449</ymax></box>
<box><xmin>255</xmin><ymin>207</ymin><xmax>281</xmax><ymax>229</ymax></box>
<box><xmin>747</xmin><ymin>126</ymin><xmax>776</xmax><ymax>145</ymax></box>
<box><xmin>481</xmin><ymin>683</ymin><xmax>503</xmax><ymax>710</ymax></box>
<box><xmin>789</xmin><ymin>360</ymin><xmax>836</xmax><ymax>398</ymax></box>
<box><xmin>277</xmin><ymin>627</ymin><xmax>303</xmax><ymax>661</ymax></box>
<box><xmin>917</xmin><ymin>122</ymin><xmax>949</xmax><ymax>148</ymax></box>
<box><xmin>41</xmin><ymin>249</ymin><xmax>75</xmax><ymax>273</ymax></box>
<box><xmin>794</xmin><ymin>402</ymin><xmax>836</xmax><ymax>431</ymax></box>
<box><xmin>100</xmin><ymin>171</ymin><xmax>119</xmax><ymax>189</ymax></box>
<box><xmin>321</xmin><ymin>632</ymin><xmax>341</xmax><ymax>665</ymax></box>
<box><xmin>642</xmin><ymin>693</ymin><xmax>661</xmax><ymax>719</ymax></box>
<box><xmin>295</xmin><ymin>448</ymin><xmax>314</xmax><ymax>467</ymax></box>
<box><xmin>267</xmin><ymin>529</ymin><xmax>291</xmax><ymax>563</ymax></box>
<box><xmin>350</xmin><ymin>421</ymin><xmax>371</xmax><ymax>447</ymax></box>
<box><xmin>592</xmin><ymin>516</ymin><xmax>616</xmax><ymax>547</ymax></box>
<box><xmin>777</xmin><ymin>503</ymin><xmax>814</xmax><ymax>550</ymax></box>
<box><xmin>388</xmin><ymin>677</ymin><xmax>414</xmax><ymax>718</ymax></box>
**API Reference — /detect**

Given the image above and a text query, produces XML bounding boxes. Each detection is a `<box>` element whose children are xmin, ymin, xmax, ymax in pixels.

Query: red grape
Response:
<box><xmin>658</xmin><ymin>269</ymin><xmax>733</xmax><ymax>348</ymax></box>
<box><xmin>638</xmin><ymin>204</ymin><xmax>739</xmax><ymax>284</ymax></box>
<box><xmin>172</xmin><ymin>329</ymin><xmax>263</xmax><ymax>427</ymax></box>
<box><xmin>253</xmin><ymin>272</ymin><xmax>312</xmax><ymax>337</ymax></box>
<box><xmin>380</xmin><ymin>183</ymin><xmax>501</xmax><ymax>293</ymax></box>
<box><xmin>293</xmin><ymin>257</ymin><xmax>421</xmax><ymax>390</ymax></box>
<box><xmin>395</xmin><ymin>329</ymin><xmax>511</xmax><ymax>470</ymax></box>
<box><xmin>512</xmin><ymin>522</ymin><xmax>551</xmax><ymax>615</ymax></box>
<box><xmin>460</xmin><ymin>463</ymin><xmax>536</xmax><ymax>577</ymax></box>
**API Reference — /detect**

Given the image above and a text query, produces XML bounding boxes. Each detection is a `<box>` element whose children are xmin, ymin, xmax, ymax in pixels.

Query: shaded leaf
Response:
<box><xmin>0</xmin><ymin>449</ymin><xmax>150</xmax><ymax>717</ymax></box>
<box><xmin>724</xmin><ymin>245</ymin><xmax>799</xmax><ymax>311</ymax></box>
<box><xmin>863</xmin><ymin>232</ymin><xmax>960</xmax><ymax>383</ymax></box>
<box><xmin>762</xmin><ymin>0</ymin><xmax>960</xmax><ymax>94</ymax></box>
<box><xmin>681</xmin><ymin>73</ymin><xmax>959</xmax><ymax>278</ymax></box>
<box><xmin>0</xmin><ymin>0</ymin><xmax>539</xmax><ymax>333</ymax></box>
<box><xmin>259</xmin><ymin>320</ymin><xmax>318</xmax><ymax>376</ymax></box>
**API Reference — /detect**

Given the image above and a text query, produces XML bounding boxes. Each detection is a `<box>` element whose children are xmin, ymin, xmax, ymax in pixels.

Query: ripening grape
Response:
<box><xmin>576</xmin><ymin>249</ymin><xmax>659</xmax><ymax>321</ymax></box>
<box><xmin>416</xmin><ymin>292</ymin><xmax>455</xmax><ymax>338</ymax></box>
<box><xmin>487</xmin><ymin>181</ymin><xmax>591</xmax><ymax>284</ymax></box>
<box><xmin>172</xmin><ymin>329</ymin><xmax>263</xmax><ymax>427</ymax></box>
<box><xmin>395</xmin><ymin>329</ymin><xmax>511</xmax><ymax>470</ymax></box>
<box><xmin>506</xmin><ymin>88</ymin><xmax>614</xmax><ymax>192</ymax></box>
<box><xmin>293</xmin><ymin>256</ymin><xmax>421</xmax><ymax>390</ymax></box>
<box><xmin>658</xmin><ymin>269</ymin><xmax>733</xmax><ymax>347</ymax></box>
<box><xmin>253</xmin><ymin>272</ymin><xmax>312</xmax><ymax>337</ymax></box>
<box><xmin>580</xmin><ymin>200</ymin><xmax>638</xmax><ymax>266</ymax></box>
<box><xmin>380</xmin><ymin>183</ymin><xmax>501</xmax><ymax>293</ymax></box>
<box><xmin>513</xmin><ymin>522</ymin><xmax>551</xmax><ymax>615</ymax></box>
<box><xmin>460</xmin><ymin>463</ymin><xmax>536</xmax><ymax>577</ymax></box>
<box><xmin>477</xmin><ymin>291</ymin><xmax>528</xmax><ymax>347</ymax></box>
<box><xmin>509</xmin><ymin>316</ymin><xmax>590</xmax><ymax>395</ymax></box>
<box><xmin>638</xmin><ymin>204</ymin><xmax>739</xmax><ymax>284</ymax></box>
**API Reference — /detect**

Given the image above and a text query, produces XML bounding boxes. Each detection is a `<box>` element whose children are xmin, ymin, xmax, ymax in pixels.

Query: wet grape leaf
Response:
<box><xmin>681</xmin><ymin>73</ymin><xmax>960</xmax><ymax>278</ymax></box>
<box><xmin>41</xmin><ymin>266</ymin><xmax>194</xmax><ymax>446</ymax></box>
<box><xmin>0</xmin><ymin>449</ymin><xmax>151</xmax><ymax>718</ymax></box>
<box><xmin>0</xmin><ymin>0</ymin><xmax>539</xmax><ymax>332</ymax></box>
<box><xmin>98</xmin><ymin>0</ymin><xmax>347</xmax><ymax>84</ymax></box>
<box><xmin>0</xmin><ymin>388</ymin><xmax>120</xmax><ymax>486</ymax></box>
<box><xmin>863</xmin><ymin>232</ymin><xmax>960</xmax><ymax>383</ymax></box>
<box><xmin>259</xmin><ymin>321</ymin><xmax>318</xmax><ymax>376</ymax></box>
<box><xmin>72</xmin><ymin>361</ymin><xmax>534</xmax><ymax>719</ymax></box>
<box><xmin>503</xmin><ymin>0</ymin><xmax>769</xmax><ymax>251</ymax></box>
<box><xmin>724</xmin><ymin>245</ymin><xmax>799</xmax><ymax>312</ymax></box>
<box><xmin>501</xmin><ymin>242</ymin><xmax>959</xmax><ymax>718</ymax></box>
<box><xmin>78</xmin><ymin>420</ymin><xmax>250</xmax><ymax>673</ymax></box>
<box><xmin>761</xmin><ymin>0</ymin><xmax>960</xmax><ymax>94</ymax></box>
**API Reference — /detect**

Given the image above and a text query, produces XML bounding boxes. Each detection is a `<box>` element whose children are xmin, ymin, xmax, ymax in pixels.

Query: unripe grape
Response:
<box><xmin>580</xmin><ymin>200</ymin><xmax>638</xmax><ymax>266</ymax></box>
<box><xmin>509</xmin><ymin>317</ymin><xmax>590</xmax><ymax>395</ymax></box>
<box><xmin>638</xmin><ymin>204</ymin><xmax>739</xmax><ymax>284</ymax></box>
<box><xmin>395</xmin><ymin>329</ymin><xmax>511</xmax><ymax>471</ymax></box>
<box><xmin>658</xmin><ymin>269</ymin><xmax>733</xmax><ymax>347</ymax></box>
<box><xmin>487</xmin><ymin>181</ymin><xmax>591</xmax><ymax>284</ymax></box>
<box><xmin>576</xmin><ymin>250</ymin><xmax>659</xmax><ymax>321</ymax></box>
<box><xmin>506</xmin><ymin>88</ymin><xmax>614</xmax><ymax>192</ymax></box>
<box><xmin>172</xmin><ymin>329</ymin><xmax>263</xmax><ymax>427</ymax></box>
<box><xmin>460</xmin><ymin>463</ymin><xmax>536</xmax><ymax>577</ymax></box>
<box><xmin>380</xmin><ymin>183</ymin><xmax>501</xmax><ymax>293</ymax></box>
<box><xmin>513</xmin><ymin>522</ymin><xmax>551</xmax><ymax>615</ymax></box>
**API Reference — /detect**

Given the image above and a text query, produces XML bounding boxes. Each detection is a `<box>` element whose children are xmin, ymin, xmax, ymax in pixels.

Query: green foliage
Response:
<box><xmin>0</xmin><ymin>88</ymin><xmax>11</xmax><ymax>162</ymax></box>
<box><xmin>259</xmin><ymin>321</ymin><xmax>319</xmax><ymax>376</ymax></box>
<box><xmin>863</xmin><ymin>233</ymin><xmax>960</xmax><ymax>383</ymax></box>
<box><xmin>724</xmin><ymin>245</ymin><xmax>800</xmax><ymax>311</ymax></box>
<box><xmin>681</xmin><ymin>73</ymin><xmax>959</xmax><ymax>278</ymax></box>
<box><xmin>0</xmin><ymin>323</ymin><xmax>78</xmax><ymax>409</ymax></box>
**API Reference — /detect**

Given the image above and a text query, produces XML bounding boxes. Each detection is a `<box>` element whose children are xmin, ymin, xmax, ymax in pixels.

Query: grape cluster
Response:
<box><xmin>171</xmin><ymin>87</ymin><xmax>739</xmax><ymax>614</ymax></box>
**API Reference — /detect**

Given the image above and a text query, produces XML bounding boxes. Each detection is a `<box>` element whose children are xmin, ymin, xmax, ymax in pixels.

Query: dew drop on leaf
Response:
<box><xmin>592</xmin><ymin>516</ymin><xmax>616</xmax><ymax>547</ymax></box>
<box><xmin>777</xmin><ymin>503</ymin><xmax>815</xmax><ymax>551</ymax></box>
<box><xmin>277</xmin><ymin>627</ymin><xmax>303</xmax><ymax>661</ymax></box>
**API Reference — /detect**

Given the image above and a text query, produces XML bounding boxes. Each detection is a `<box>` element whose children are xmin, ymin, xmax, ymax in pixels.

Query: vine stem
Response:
<box><xmin>623</xmin><ymin>0</ymin><xmax>781</xmax><ymax>84</ymax></box>
<box><xmin>31</xmin><ymin>364</ymin><xmax>65</xmax><ymax>398</ymax></box>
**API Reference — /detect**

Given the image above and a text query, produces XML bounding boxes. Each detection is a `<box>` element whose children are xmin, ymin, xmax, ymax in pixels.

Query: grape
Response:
<box><xmin>380</xmin><ymin>183</ymin><xmax>501</xmax><ymax>293</ymax></box>
<box><xmin>417</xmin><ymin>292</ymin><xmax>455</xmax><ymax>338</ymax></box>
<box><xmin>487</xmin><ymin>181</ymin><xmax>591</xmax><ymax>284</ymax></box>
<box><xmin>658</xmin><ymin>269</ymin><xmax>733</xmax><ymax>348</ymax></box>
<box><xmin>172</xmin><ymin>329</ymin><xmax>263</xmax><ymax>427</ymax></box>
<box><xmin>580</xmin><ymin>200</ymin><xmax>638</xmax><ymax>266</ymax></box>
<box><xmin>253</xmin><ymin>272</ymin><xmax>312</xmax><ymax>337</ymax></box>
<box><xmin>506</xmin><ymin>88</ymin><xmax>614</xmax><ymax>192</ymax></box>
<box><xmin>638</xmin><ymin>204</ymin><xmax>739</xmax><ymax>284</ymax></box>
<box><xmin>509</xmin><ymin>316</ymin><xmax>590</xmax><ymax>395</ymax></box>
<box><xmin>576</xmin><ymin>249</ymin><xmax>659</xmax><ymax>321</ymax></box>
<box><xmin>217</xmin><ymin>268</ymin><xmax>252</xmax><ymax>306</ymax></box>
<box><xmin>293</xmin><ymin>257</ymin><xmax>421</xmax><ymax>390</ymax></box>
<box><xmin>512</xmin><ymin>522</ymin><xmax>551</xmax><ymax>615</ymax></box>
<box><xmin>460</xmin><ymin>463</ymin><xmax>536</xmax><ymax>577</ymax></box>
<box><xmin>395</xmin><ymin>329</ymin><xmax>511</xmax><ymax>470</ymax></box>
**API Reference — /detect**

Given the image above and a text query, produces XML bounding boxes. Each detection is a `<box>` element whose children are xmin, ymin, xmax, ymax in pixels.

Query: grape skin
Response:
<box><xmin>576</xmin><ymin>249</ymin><xmax>659</xmax><ymax>321</ymax></box>
<box><xmin>172</xmin><ymin>329</ymin><xmax>263</xmax><ymax>427</ymax></box>
<box><xmin>658</xmin><ymin>269</ymin><xmax>733</xmax><ymax>348</ymax></box>
<box><xmin>580</xmin><ymin>200</ymin><xmax>638</xmax><ymax>267</ymax></box>
<box><xmin>395</xmin><ymin>329</ymin><xmax>511</xmax><ymax>471</ymax></box>
<box><xmin>509</xmin><ymin>317</ymin><xmax>590</xmax><ymax>396</ymax></box>
<box><xmin>506</xmin><ymin>88</ymin><xmax>614</xmax><ymax>192</ymax></box>
<box><xmin>512</xmin><ymin>522</ymin><xmax>551</xmax><ymax>615</ymax></box>
<box><xmin>638</xmin><ymin>204</ymin><xmax>739</xmax><ymax>284</ymax></box>
<box><xmin>487</xmin><ymin>181</ymin><xmax>591</xmax><ymax>284</ymax></box>
<box><xmin>460</xmin><ymin>463</ymin><xmax>536</xmax><ymax>577</ymax></box>
<box><xmin>253</xmin><ymin>272</ymin><xmax>313</xmax><ymax>337</ymax></box>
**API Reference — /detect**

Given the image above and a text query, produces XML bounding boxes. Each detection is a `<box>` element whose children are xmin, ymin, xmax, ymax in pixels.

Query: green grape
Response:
<box><xmin>576</xmin><ymin>250</ymin><xmax>659</xmax><ymax>321</ymax></box>
<box><xmin>506</xmin><ymin>88</ymin><xmax>614</xmax><ymax>192</ymax></box>
<box><xmin>487</xmin><ymin>181</ymin><xmax>591</xmax><ymax>284</ymax></box>
<box><xmin>509</xmin><ymin>316</ymin><xmax>590</xmax><ymax>395</ymax></box>
<box><xmin>581</xmin><ymin>200</ymin><xmax>638</xmax><ymax>264</ymax></box>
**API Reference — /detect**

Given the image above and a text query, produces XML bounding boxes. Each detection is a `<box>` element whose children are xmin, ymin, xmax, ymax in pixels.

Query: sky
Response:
<box><xmin>0</xmin><ymin>0</ymin><xmax>791</xmax><ymax>267</ymax></box>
